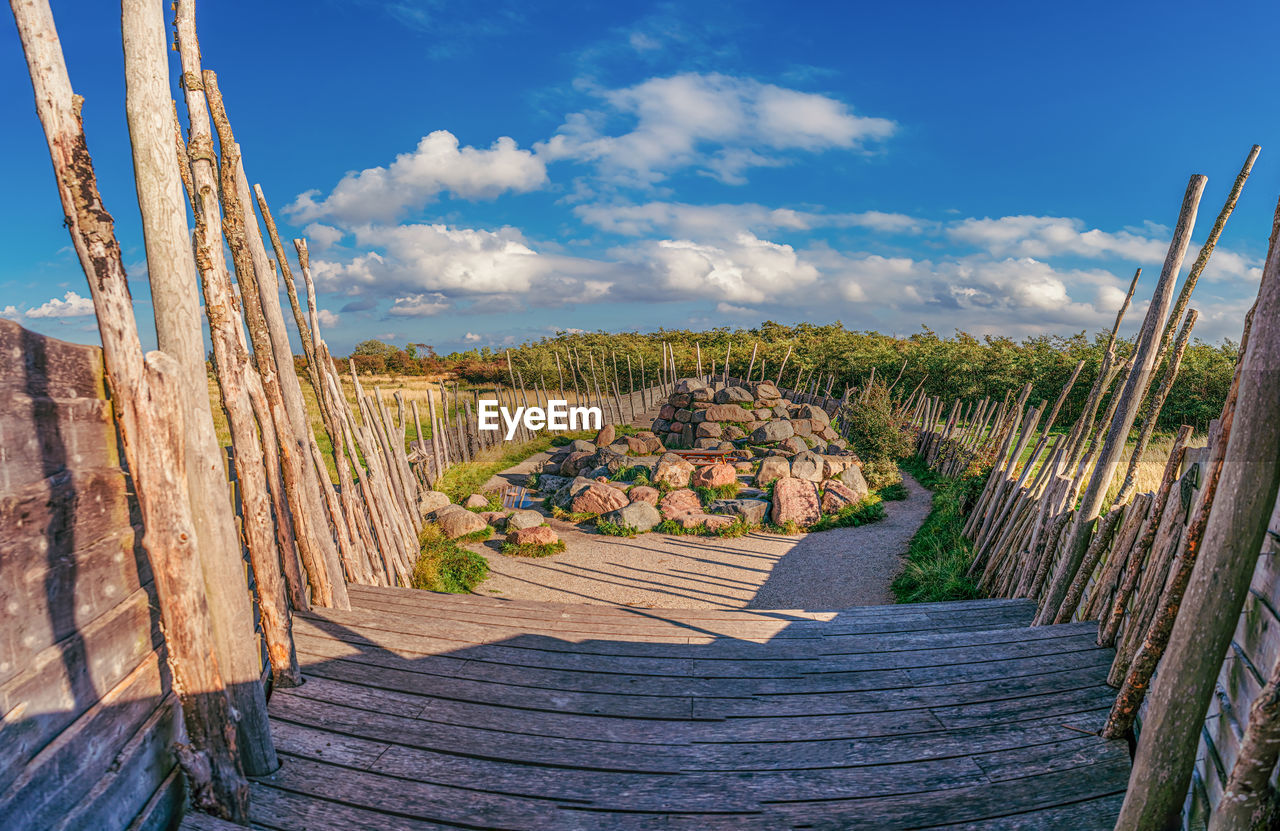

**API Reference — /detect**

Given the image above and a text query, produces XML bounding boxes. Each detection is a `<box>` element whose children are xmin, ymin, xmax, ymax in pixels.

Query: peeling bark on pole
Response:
<box><xmin>11</xmin><ymin>0</ymin><xmax>251</xmax><ymax>815</ymax></box>
<box><xmin>1114</xmin><ymin>197</ymin><xmax>1280</xmax><ymax>831</ymax></box>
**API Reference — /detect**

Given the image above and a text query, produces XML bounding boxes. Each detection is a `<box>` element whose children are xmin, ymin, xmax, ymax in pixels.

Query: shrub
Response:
<box><xmin>841</xmin><ymin>380</ymin><xmax>914</xmax><ymax>465</ymax></box>
<box><xmin>861</xmin><ymin>458</ymin><xmax>903</xmax><ymax>491</ymax></box>
<box><xmin>412</xmin><ymin>525</ymin><xmax>490</xmax><ymax>593</ymax></box>
<box><xmin>711</xmin><ymin>518</ymin><xmax>757</xmax><ymax>537</ymax></box>
<box><xmin>501</xmin><ymin>539</ymin><xmax>566</xmax><ymax>558</ymax></box>
<box><xmin>656</xmin><ymin>519</ymin><xmax>700</xmax><ymax>536</ymax></box>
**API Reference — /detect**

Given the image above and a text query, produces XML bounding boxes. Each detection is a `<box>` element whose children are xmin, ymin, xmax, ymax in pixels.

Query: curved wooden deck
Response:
<box><xmin>182</xmin><ymin>585</ymin><xmax>1130</xmax><ymax>830</ymax></box>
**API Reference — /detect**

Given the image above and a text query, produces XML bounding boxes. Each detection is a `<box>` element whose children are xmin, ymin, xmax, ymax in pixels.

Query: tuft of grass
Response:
<box><xmin>711</xmin><ymin>518</ymin><xmax>757</xmax><ymax>537</ymax></box>
<box><xmin>412</xmin><ymin>524</ymin><xmax>490</xmax><ymax>593</ymax></box>
<box><xmin>861</xmin><ymin>458</ymin><xmax>904</xmax><ymax>491</ymax></box>
<box><xmin>762</xmin><ymin>520</ymin><xmax>803</xmax><ymax>536</ymax></box>
<box><xmin>891</xmin><ymin>455</ymin><xmax>984</xmax><ymax>603</ymax></box>
<box><xmin>694</xmin><ymin>482</ymin><xmax>741</xmax><ymax>503</ymax></box>
<box><xmin>878</xmin><ymin>482</ymin><xmax>909</xmax><ymax>501</ymax></box>
<box><xmin>595</xmin><ymin>519</ymin><xmax>639</xmax><ymax>537</ymax></box>
<box><xmin>656</xmin><ymin>518</ymin><xmax>701</xmax><ymax>536</ymax></box>
<box><xmin>613</xmin><ymin>466</ymin><xmax>651</xmax><ymax>485</ymax></box>
<box><xmin>809</xmin><ymin>496</ymin><xmax>887</xmax><ymax>532</ymax></box>
<box><xmin>550</xmin><ymin>505</ymin><xmax>597</xmax><ymax>523</ymax></box>
<box><xmin>501</xmin><ymin>539</ymin><xmax>567</xmax><ymax>558</ymax></box>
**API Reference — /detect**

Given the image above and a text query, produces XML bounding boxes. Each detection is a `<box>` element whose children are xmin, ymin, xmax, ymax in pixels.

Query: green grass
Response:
<box><xmin>612</xmin><ymin>466</ymin><xmax>651</xmax><ymax>485</ymax></box>
<box><xmin>435</xmin><ymin>431</ymin><xmax>594</xmax><ymax>502</ymax></box>
<box><xmin>551</xmin><ymin>505</ymin><xmax>597</xmax><ymax>523</ymax></box>
<box><xmin>694</xmin><ymin>482</ymin><xmax>741</xmax><ymax>503</ymax></box>
<box><xmin>809</xmin><ymin>496</ymin><xmax>886</xmax><ymax>532</ymax></box>
<box><xmin>878</xmin><ymin>482</ymin><xmax>909</xmax><ymax>501</ymax></box>
<box><xmin>656</xmin><ymin>519</ymin><xmax>700</xmax><ymax>535</ymax></box>
<box><xmin>710</xmin><ymin>518</ymin><xmax>757</xmax><ymax>537</ymax></box>
<box><xmin>411</xmin><ymin>525</ymin><xmax>490</xmax><ymax>593</ymax></box>
<box><xmin>501</xmin><ymin>539</ymin><xmax>566</xmax><ymax>558</ymax></box>
<box><xmin>596</xmin><ymin>519</ymin><xmax>640</xmax><ymax>537</ymax></box>
<box><xmin>890</xmin><ymin>455</ymin><xmax>985</xmax><ymax>604</ymax></box>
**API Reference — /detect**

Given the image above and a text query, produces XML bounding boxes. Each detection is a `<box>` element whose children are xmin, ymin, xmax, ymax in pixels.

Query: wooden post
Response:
<box><xmin>746</xmin><ymin>342</ymin><xmax>758</xmax><ymax>385</ymax></box>
<box><xmin>12</xmin><ymin>0</ymin><xmax>251</xmax><ymax>814</ymax></box>
<box><xmin>1038</xmin><ymin>176</ymin><xmax>1206</xmax><ymax>624</ymax></box>
<box><xmin>1113</xmin><ymin>199</ymin><xmax>1280</xmax><ymax>831</ymax></box>
<box><xmin>204</xmin><ymin>74</ymin><xmax>348</xmax><ymax>611</ymax></box>
<box><xmin>1211</xmin><ymin>641</ymin><xmax>1280</xmax><ymax>829</ymax></box>
<box><xmin>775</xmin><ymin>343</ymin><xmax>792</xmax><ymax>386</ymax></box>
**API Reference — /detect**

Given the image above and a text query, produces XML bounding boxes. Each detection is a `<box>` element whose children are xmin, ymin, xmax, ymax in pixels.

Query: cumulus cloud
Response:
<box><xmin>1</xmin><ymin>305</ymin><xmax>21</xmax><ymax>319</ymax></box>
<box><xmin>27</xmin><ymin>291</ymin><xmax>94</xmax><ymax>319</ymax></box>
<box><xmin>536</xmin><ymin>73</ymin><xmax>895</xmax><ymax>186</ymax></box>
<box><xmin>288</xmin><ymin>130</ymin><xmax>547</xmax><ymax>224</ymax></box>
<box><xmin>947</xmin><ymin>215</ymin><xmax>1169</xmax><ymax>262</ymax></box>
<box><xmin>463</xmin><ymin>332</ymin><xmax>483</xmax><ymax>342</ymax></box>
<box><xmin>613</xmin><ymin>232</ymin><xmax>819</xmax><ymax>304</ymax></box>
<box><xmin>316</xmin><ymin>309</ymin><xmax>340</xmax><ymax>327</ymax></box>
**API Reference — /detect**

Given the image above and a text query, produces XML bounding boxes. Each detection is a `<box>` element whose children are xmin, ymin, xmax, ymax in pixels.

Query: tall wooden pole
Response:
<box><xmin>1038</xmin><ymin>176</ymin><xmax>1206</xmax><ymax>623</ymax></box>
<box><xmin>12</xmin><ymin>0</ymin><xmax>252</xmax><ymax>814</ymax></box>
<box><xmin>1116</xmin><ymin>197</ymin><xmax>1280</xmax><ymax>828</ymax></box>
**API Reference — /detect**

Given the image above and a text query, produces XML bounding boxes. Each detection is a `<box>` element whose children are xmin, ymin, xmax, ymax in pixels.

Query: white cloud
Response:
<box><xmin>575</xmin><ymin>201</ymin><xmax>922</xmax><ymax>238</ymax></box>
<box><xmin>613</xmin><ymin>232</ymin><xmax>819</xmax><ymax>304</ymax></box>
<box><xmin>463</xmin><ymin>332</ymin><xmax>483</xmax><ymax>342</ymax></box>
<box><xmin>536</xmin><ymin>73</ymin><xmax>894</xmax><ymax>186</ymax></box>
<box><xmin>389</xmin><ymin>293</ymin><xmax>450</xmax><ymax>317</ymax></box>
<box><xmin>0</xmin><ymin>305</ymin><xmax>21</xmax><ymax>320</ymax></box>
<box><xmin>947</xmin><ymin>215</ymin><xmax>1169</xmax><ymax>262</ymax></box>
<box><xmin>27</xmin><ymin>291</ymin><xmax>94</xmax><ymax>319</ymax></box>
<box><xmin>304</xmin><ymin>223</ymin><xmax>346</xmax><ymax>250</ymax></box>
<box><xmin>316</xmin><ymin>309</ymin><xmax>340</xmax><ymax>327</ymax></box>
<box><xmin>288</xmin><ymin>130</ymin><xmax>547</xmax><ymax>224</ymax></box>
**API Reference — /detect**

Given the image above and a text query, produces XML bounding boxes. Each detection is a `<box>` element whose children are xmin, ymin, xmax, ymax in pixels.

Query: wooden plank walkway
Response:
<box><xmin>181</xmin><ymin>586</ymin><xmax>1130</xmax><ymax>830</ymax></box>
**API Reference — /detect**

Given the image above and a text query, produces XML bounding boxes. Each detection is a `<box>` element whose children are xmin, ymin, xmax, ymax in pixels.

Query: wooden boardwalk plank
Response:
<box><xmin>178</xmin><ymin>587</ymin><xmax>1128</xmax><ymax>830</ymax></box>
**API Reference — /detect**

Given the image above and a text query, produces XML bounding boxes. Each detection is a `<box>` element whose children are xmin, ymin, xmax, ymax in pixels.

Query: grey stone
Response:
<box><xmin>417</xmin><ymin>490</ymin><xmax>451</xmax><ymax>518</ymax></box>
<box><xmin>838</xmin><ymin>465</ymin><xmax>871</xmax><ymax>500</ymax></box>
<box><xmin>708</xmin><ymin>498</ymin><xmax>769</xmax><ymax>525</ymax></box>
<box><xmin>755</xmin><ymin>455</ymin><xmax>790</xmax><ymax>487</ymax></box>
<box><xmin>535</xmin><ymin>474</ymin><xmax>570</xmax><ymax>495</ymax></box>
<box><xmin>567</xmin><ymin>439</ymin><xmax>596</xmax><ymax>453</ymax></box>
<box><xmin>750</xmin><ymin>420</ymin><xmax>795</xmax><ymax>443</ymax></box>
<box><xmin>462</xmin><ymin>493</ymin><xmax>489</xmax><ymax>510</ymax></box>
<box><xmin>434</xmin><ymin>505</ymin><xmax>489</xmax><ymax>538</ymax></box>
<box><xmin>506</xmin><ymin>510</ymin><xmax>545</xmax><ymax>531</ymax></box>
<box><xmin>790</xmin><ymin>450</ymin><xmax>823</xmax><ymax>483</ymax></box>
<box><xmin>600</xmin><ymin>500</ymin><xmax>662</xmax><ymax>533</ymax></box>
<box><xmin>713</xmin><ymin>386</ymin><xmax>754</xmax><ymax>404</ymax></box>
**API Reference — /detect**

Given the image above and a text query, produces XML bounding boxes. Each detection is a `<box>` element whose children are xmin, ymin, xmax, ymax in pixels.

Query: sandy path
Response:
<box><xmin>469</xmin><ymin>472</ymin><xmax>933</xmax><ymax>609</ymax></box>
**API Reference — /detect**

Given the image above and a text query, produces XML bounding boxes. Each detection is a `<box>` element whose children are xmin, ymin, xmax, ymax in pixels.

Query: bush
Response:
<box><xmin>891</xmin><ymin>456</ymin><xmax>985</xmax><ymax>603</ymax></box>
<box><xmin>412</xmin><ymin>525</ymin><xmax>490</xmax><ymax>593</ymax></box>
<box><xmin>841</xmin><ymin>380</ymin><xmax>914</xmax><ymax>464</ymax></box>
<box><xmin>861</xmin><ymin>458</ymin><xmax>903</xmax><ymax>491</ymax></box>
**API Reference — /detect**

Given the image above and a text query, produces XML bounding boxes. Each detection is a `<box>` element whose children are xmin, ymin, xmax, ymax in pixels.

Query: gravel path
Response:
<box><xmin>470</xmin><ymin>472</ymin><xmax>933</xmax><ymax>609</ymax></box>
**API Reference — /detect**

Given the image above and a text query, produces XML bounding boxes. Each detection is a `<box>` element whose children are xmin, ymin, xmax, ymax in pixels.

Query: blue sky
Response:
<box><xmin>2</xmin><ymin>0</ymin><xmax>1278</xmax><ymax>354</ymax></box>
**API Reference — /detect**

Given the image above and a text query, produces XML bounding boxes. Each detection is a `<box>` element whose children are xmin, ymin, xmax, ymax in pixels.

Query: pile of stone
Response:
<box><xmin>651</xmin><ymin>377</ymin><xmax>849</xmax><ymax>454</ymax></box>
<box><xmin>417</xmin><ymin>487</ymin><xmax>561</xmax><ymax>548</ymax></box>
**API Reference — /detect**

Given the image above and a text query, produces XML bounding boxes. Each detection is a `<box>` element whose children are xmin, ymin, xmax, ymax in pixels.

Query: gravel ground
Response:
<box><xmin>470</xmin><ymin>472</ymin><xmax>933</xmax><ymax>609</ymax></box>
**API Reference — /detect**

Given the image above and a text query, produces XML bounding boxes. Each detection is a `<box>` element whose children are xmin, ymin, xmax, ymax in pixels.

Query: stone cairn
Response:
<box><xmin>531</xmin><ymin>377</ymin><xmax>872</xmax><ymax>536</ymax></box>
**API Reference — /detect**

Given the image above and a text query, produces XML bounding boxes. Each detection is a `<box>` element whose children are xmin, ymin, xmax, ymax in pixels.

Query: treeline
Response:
<box><xmin>440</xmin><ymin>322</ymin><xmax>1237</xmax><ymax>433</ymax></box>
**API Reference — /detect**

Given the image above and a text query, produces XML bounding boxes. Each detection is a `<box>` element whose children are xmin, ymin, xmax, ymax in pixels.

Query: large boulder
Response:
<box><xmin>820</xmin><ymin>480</ymin><xmax>864</xmax><ymax>514</ymax></box>
<box><xmin>750</xmin><ymin>420</ymin><xmax>795</xmax><ymax>443</ymax></box>
<box><xmin>507</xmin><ymin>525</ymin><xmax>558</xmax><ymax>546</ymax></box>
<box><xmin>536</xmin><ymin>474</ymin><xmax>570</xmax><ymax>495</ymax></box>
<box><xmin>798</xmin><ymin>403</ymin><xmax>831</xmax><ymax>427</ymax></box>
<box><xmin>723</xmin><ymin>424</ymin><xmax>746</xmax><ymax>440</ymax></box>
<box><xmin>479</xmin><ymin>510</ymin><xmax>508</xmax><ymax>529</ymax></box>
<box><xmin>708</xmin><ymin>498</ymin><xmax>770</xmax><ymax>525</ymax></box>
<box><xmin>569</xmin><ymin>482</ymin><xmax>629</xmax><ymax>515</ymax></box>
<box><xmin>692</xmin><ymin>463</ymin><xmax>737</xmax><ymax>489</ymax></box>
<box><xmin>434</xmin><ymin>505</ymin><xmax>489</xmax><ymax>538</ymax></box>
<box><xmin>551</xmin><ymin>476</ymin><xmax>596</xmax><ymax>509</ymax></box>
<box><xmin>506</xmin><ymin>510</ymin><xmax>545</xmax><ymax>531</ymax></box>
<box><xmin>566</xmin><ymin>439</ymin><xmax>596</xmax><ymax>453</ymax></box>
<box><xmin>779</xmin><ymin>436</ymin><xmax>809</xmax><ymax>455</ymax></box>
<box><xmin>771</xmin><ymin>477</ymin><xmax>821</xmax><ymax>527</ymax></box>
<box><xmin>562</xmin><ymin>450</ymin><xmax>596</xmax><ymax>477</ymax></box>
<box><xmin>713</xmin><ymin>386</ymin><xmax>754</xmax><ymax>404</ymax></box>
<box><xmin>695</xmin><ymin>421</ymin><xmax>723</xmax><ymax>438</ymax></box>
<box><xmin>601</xmin><ymin>500</ymin><xmax>661</xmax><ymax>533</ymax></box>
<box><xmin>462</xmin><ymin>493</ymin><xmax>490</xmax><ymax>510</ymax></box>
<box><xmin>821</xmin><ymin>455</ymin><xmax>850</xmax><ymax>479</ymax></box>
<box><xmin>704</xmin><ymin>403</ymin><xmax>751</xmax><ymax>422</ymax></box>
<box><xmin>588</xmin><ymin>447</ymin><xmax>630</xmax><ymax>475</ymax></box>
<box><xmin>628</xmin><ymin>485</ymin><xmax>660</xmax><ymax>505</ymax></box>
<box><xmin>753</xmin><ymin>382</ymin><xmax>781</xmax><ymax>399</ymax></box>
<box><xmin>674</xmin><ymin>377</ymin><xmax>709</xmax><ymax>396</ymax></box>
<box><xmin>755</xmin><ymin>455</ymin><xmax>790</xmax><ymax>487</ymax></box>
<box><xmin>674</xmin><ymin>408</ymin><xmax>694</xmax><ymax>423</ymax></box>
<box><xmin>418</xmin><ymin>490</ymin><xmax>451</xmax><ymax>517</ymax></box>
<box><xmin>789</xmin><ymin>451</ymin><xmax>824</xmax><ymax>483</ymax></box>
<box><xmin>653</xmin><ymin>453</ymin><xmax>694</xmax><ymax>488</ymax></box>
<box><xmin>791</xmin><ymin>419</ymin><xmax>813</xmax><ymax>437</ymax></box>
<box><xmin>595</xmin><ymin>424</ymin><xmax>616</xmax><ymax>446</ymax></box>
<box><xmin>626</xmin><ymin>435</ymin><xmax>664</xmax><ymax>455</ymax></box>
<box><xmin>659</xmin><ymin>488</ymin><xmax>702</xmax><ymax>520</ymax></box>
<box><xmin>837</xmin><ymin>465</ymin><xmax>871</xmax><ymax>501</ymax></box>
<box><xmin>657</xmin><ymin>404</ymin><xmax>676</xmax><ymax>421</ymax></box>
